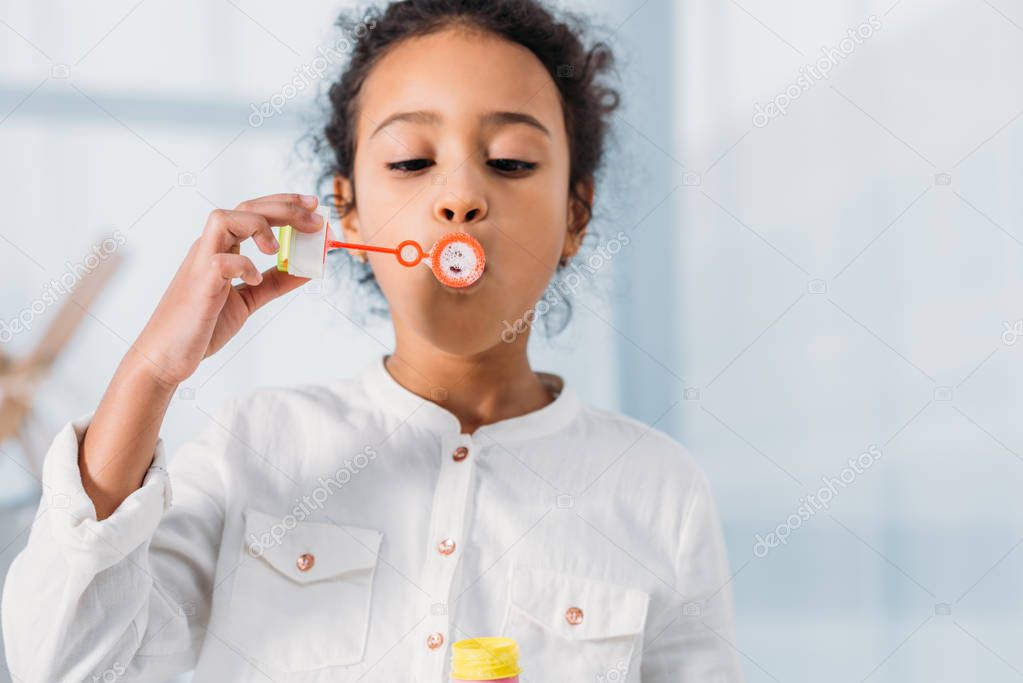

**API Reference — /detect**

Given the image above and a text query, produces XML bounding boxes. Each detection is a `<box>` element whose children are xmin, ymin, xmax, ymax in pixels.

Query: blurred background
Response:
<box><xmin>2</xmin><ymin>0</ymin><xmax>1023</xmax><ymax>681</ymax></box>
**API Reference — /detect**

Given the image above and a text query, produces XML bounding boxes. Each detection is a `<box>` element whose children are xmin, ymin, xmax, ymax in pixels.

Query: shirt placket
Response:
<box><xmin>414</xmin><ymin>432</ymin><xmax>476</xmax><ymax>682</ymax></box>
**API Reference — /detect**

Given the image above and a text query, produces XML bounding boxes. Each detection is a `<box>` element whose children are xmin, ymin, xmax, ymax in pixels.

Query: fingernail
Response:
<box><xmin>300</xmin><ymin>194</ymin><xmax>317</xmax><ymax>208</ymax></box>
<box><xmin>271</xmin><ymin>236</ymin><xmax>279</xmax><ymax>251</ymax></box>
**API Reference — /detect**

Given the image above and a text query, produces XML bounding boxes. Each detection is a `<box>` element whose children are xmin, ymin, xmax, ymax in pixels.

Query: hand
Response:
<box><xmin>131</xmin><ymin>193</ymin><xmax>325</xmax><ymax>386</ymax></box>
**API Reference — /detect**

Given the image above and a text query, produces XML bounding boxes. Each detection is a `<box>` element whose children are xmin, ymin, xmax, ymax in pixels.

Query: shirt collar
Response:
<box><xmin>357</xmin><ymin>355</ymin><xmax>581</xmax><ymax>443</ymax></box>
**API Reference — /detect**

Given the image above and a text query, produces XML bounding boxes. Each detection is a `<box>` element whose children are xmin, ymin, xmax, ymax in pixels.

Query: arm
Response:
<box><xmin>642</xmin><ymin>472</ymin><xmax>744</xmax><ymax>681</ymax></box>
<box><xmin>80</xmin><ymin>193</ymin><xmax>322</xmax><ymax>520</ymax></box>
<box><xmin>2</xmin><ymin>402</ymin><xmax>233</xmax><ymax>682</ymax></box>
<box><xmin>2</xmin><ymin>193</ymin><xmax>322</xmax><ymax>680</ymax></box>
<box><xmin>79</xmin><ymin>347</ymin><xmax>176</xmax><ymax>521</ymax></box>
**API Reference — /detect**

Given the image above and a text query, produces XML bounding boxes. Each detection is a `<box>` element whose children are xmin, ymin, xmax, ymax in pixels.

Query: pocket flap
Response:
<box><xmin>243</xmin><ymin>507</ymin><xmax>382</xmax><ymax>585</ymax></box>
<box><xmin>509</xmin><ymin>567</ymin><xmax>649</xmax><ymax>641</ymax></box>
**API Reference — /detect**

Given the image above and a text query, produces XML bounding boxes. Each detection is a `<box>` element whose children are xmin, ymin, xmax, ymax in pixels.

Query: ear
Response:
<box><xmin>333</xmin><ymin>174</ymin><xmax>363</xmax><ymax>244</ymax></box>
<box><xmin>562</xmin><ymin>176</ymin><xmax>595</xmax><ymax>262</ymax></box>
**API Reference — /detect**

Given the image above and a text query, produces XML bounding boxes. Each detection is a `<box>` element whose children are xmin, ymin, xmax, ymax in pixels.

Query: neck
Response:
<box><xmin>385</xmin><ymin>331</ymin><xmax>553</xmax><ymax>434</ymax></box>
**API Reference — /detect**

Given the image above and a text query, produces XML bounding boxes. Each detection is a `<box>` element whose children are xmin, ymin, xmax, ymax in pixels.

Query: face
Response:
<box><xmin>336</xmin><ymin>25</ymin><xmax>590</xmax><ymax>355</ymax></box>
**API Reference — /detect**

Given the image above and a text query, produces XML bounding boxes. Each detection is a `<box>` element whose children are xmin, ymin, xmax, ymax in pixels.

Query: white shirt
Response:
<box><xmin>2</xmin><ymin>356</ymin><xmax>742</xmax><ymax>682</ymax></box>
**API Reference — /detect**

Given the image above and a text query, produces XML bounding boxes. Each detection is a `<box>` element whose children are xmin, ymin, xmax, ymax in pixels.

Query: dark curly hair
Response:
<box><xmin>314</xmin><ymin>0</ymin><xmax>620</xmax><ymax>331</ymax></box>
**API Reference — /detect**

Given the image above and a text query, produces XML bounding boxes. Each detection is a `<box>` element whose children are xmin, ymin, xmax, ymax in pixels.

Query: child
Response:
<box><xmin>2</xmin><ymin>1</ymin><xmax>742</xmax><ymax>681</ymax></box>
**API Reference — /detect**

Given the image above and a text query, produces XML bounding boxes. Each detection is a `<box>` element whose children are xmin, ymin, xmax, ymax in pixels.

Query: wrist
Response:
<box><xmin>119</xmin><ymin>346</ymin><xmax>180</xmax><ymax>395</ymax></box>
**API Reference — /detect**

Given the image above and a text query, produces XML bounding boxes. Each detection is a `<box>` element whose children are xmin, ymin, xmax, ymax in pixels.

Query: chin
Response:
<box><xmin>424</xmin><ymin>317</ymin><xmax>509</xmax><ymax>356</ymax></box>
<box><xmin>406</xmin><ymin>297</ymin><xmax>516</xmax><ymax>355</ymax></box>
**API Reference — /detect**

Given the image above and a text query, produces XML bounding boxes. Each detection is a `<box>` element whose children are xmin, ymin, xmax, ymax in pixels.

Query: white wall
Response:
<box><xmin>673</xmin><ymin>0</ymin><xmax>1023</xmax><ymax>680</ymax></box>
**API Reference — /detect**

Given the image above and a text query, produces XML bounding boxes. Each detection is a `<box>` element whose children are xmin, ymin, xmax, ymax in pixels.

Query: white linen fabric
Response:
<box><xmin>2</xmin><ymin>356</ymin><xmax>742</xmax><ymax>682</ymax></box>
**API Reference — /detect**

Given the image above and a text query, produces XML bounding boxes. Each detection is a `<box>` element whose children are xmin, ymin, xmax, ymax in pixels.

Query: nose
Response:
<box><xmin>433</xmin><ymin>191</ymin><xmax>487</xmax><ymax>225</ymax></box>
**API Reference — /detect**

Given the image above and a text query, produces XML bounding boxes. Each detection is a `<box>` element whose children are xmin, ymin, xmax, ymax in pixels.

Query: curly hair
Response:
<box><xmin>313</xmin><ymin>0</ymin><xmax>620</xmax><ymax>332</ymax></box>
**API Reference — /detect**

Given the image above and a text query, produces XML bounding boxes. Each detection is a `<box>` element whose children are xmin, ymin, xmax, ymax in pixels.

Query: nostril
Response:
<box><xmin>443</xmin><ymin>208</ymin><xmax>454</xmax><ymax>220</ymax></box>
<box><xmin>465</xmin><ymin>208</ymin><xmax>478</xmax><ymax>221</ymax></box>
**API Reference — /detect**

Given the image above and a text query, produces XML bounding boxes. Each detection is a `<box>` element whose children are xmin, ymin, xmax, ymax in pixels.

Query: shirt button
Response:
<box><xmin>296</xmin><ymin>553</ymin><xmax>315</xmax><ymax>572</ymax></box>
<box><xmin>437</xmin><ymin>538</ymin><xmax>456</xmax><ymax>555</ymax></box>
<box><xmin>426</xmin><ymin>632</ymin><xmax>444</xmax><ymax>650</ymax></box>
<box><xmin>452</xmin><ymin>446</ymin><xmax>469</xmax><ymax>462</ymax></box>
<box><xmin>565</xmin><ymin>606</ymin><xmax>584</xmax><ymax>625</ymax></box>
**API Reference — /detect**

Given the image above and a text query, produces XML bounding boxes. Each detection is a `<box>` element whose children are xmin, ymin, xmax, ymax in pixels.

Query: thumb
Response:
<box><xmin>235</xmin><ymin>266</ymin><xmax>310</xmax><ymax>313</ymax></box>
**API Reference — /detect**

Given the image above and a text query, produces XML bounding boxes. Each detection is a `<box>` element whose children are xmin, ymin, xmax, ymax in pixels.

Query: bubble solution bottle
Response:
<box><xmin>450</xmin><ymin>637</ymin><xmax>521</xmax><ymax>682</ymax></box>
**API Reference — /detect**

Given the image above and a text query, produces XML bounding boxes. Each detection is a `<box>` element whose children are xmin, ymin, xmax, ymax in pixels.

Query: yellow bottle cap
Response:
<box><xmin>450</xmin><ymin>637</ymin><xmax>521</xmax><ymax>680</ymax></box>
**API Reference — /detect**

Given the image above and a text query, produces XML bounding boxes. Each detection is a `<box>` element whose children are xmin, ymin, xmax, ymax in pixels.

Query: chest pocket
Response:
<box><xmin>500</xmin><ymin>566</ymin><xmax>650</xmax><ymax>683</ymax></box>
<box><xmin>226</xmin><ymin>507</ymin><xmax>382</xmax><ymax>672</ymax></box>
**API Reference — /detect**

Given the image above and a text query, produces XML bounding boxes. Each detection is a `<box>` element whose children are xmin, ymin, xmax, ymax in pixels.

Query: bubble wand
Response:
<box><xmin>276</xmin><ymin>206</ymin><xmax>485</xmax><ymax>288</ymax></box>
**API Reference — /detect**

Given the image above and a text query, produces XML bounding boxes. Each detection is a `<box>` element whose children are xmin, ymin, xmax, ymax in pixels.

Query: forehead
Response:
<box><xmin>356</xmin><ymin>25</ymin><xmax>566</xmax><ymax>140</ymax></box>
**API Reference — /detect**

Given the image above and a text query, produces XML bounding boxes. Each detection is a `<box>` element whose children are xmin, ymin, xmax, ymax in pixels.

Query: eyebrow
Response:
<box><xmin>370</xmin><ymin>110</ymin><xmax>550</xmax><ymax>138</ymax></box>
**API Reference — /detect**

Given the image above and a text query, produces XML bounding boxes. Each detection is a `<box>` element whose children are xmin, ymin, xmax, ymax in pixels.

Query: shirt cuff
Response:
<box><xmin>41</xmin><ymin>414</ymin><xmax>173</xmax><ymax>575</ymax></box>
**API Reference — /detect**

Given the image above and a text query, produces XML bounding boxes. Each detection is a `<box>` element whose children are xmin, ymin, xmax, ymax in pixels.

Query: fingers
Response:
<box><xmin>234</xmin><ymin>267</ymin><xmax>310</xmax><ymax>313</ymax></box>
<box><xmin>210</xmin><ymin>253</ymin><xmax>262</xmax><ymax>287</ymax></box>
<box><xmin>200</xmin><ymin>209</ymin><xmax>275</xmax><ymax>254</ymax></box>
<box><xmin>238</xmin><ymin>192</ymin><xmax>317</xmax><ymax>212</ymax></box>
<box><xmin>200</xmin><ymin>194</ymin><xmax>325</xmax><ymax>255</ymax></box>
<box><xmin>235</xmin><ymin>194</ymin><xmax>325</xmax><ymax>233</ymax></box>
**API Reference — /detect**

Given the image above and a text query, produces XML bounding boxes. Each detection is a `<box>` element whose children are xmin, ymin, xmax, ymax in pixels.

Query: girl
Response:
<box><xmin>2</xmin><ymin>1</ymin><xmax>741</xmax><ymax>681</ymax></box>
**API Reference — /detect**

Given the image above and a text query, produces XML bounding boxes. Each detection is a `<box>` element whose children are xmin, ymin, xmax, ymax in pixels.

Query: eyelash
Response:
<box><xmin>386</xmin><ymin>159</ymin><xmax>538</xmax><ymax>175</ymax></box>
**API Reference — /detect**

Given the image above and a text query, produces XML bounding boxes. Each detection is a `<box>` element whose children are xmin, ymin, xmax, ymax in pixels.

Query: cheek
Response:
<box><xmin>351</xmin><ymin>192</ymin><xmax>396</xmax><ymax>242</ymax></box>
<box><xmin>509</xmin><ymin>195</ymin><xmax>567</xmax><ymax>268</ymax></box>
<box><xmin>497</xmin><ymin>233</ymin><xmax>560</xmax><ymax>303</ymax></box>
<box><xmin>491</xmin><ymin>184</ymin><xmax>567</xmax><ymax>299</ymax></box>
<box><xmin>368</xmin><ymin>256</ymin><xmax>430</xmax><ymax>321</ymax></box>
<box><xmin>350</xmin><ymin>161</ymin><xmax>430</xmax><ymax>242</ymax></box>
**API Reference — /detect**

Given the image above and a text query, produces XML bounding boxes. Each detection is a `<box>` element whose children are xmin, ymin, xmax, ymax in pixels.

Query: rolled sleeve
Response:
<box><xmin>42</xmin><ymin>414</ymin><xmax>173</xmax><ymax>576</ymax></box>
<box><xmin>4</xmin><ymin>404</ymin><xmax>231</xmax><ymax>682</ymax></box>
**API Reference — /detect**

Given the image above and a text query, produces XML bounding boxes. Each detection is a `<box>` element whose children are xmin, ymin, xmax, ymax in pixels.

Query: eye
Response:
<box><xmin>487</xmin><ymin>159</ymin><xmax>538</xmax><ymax>174</ymax></box>
<box><xmin>387</xmin><ymin>159</ymin><xmax>435</xmax><ymax>174</ymax></box>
